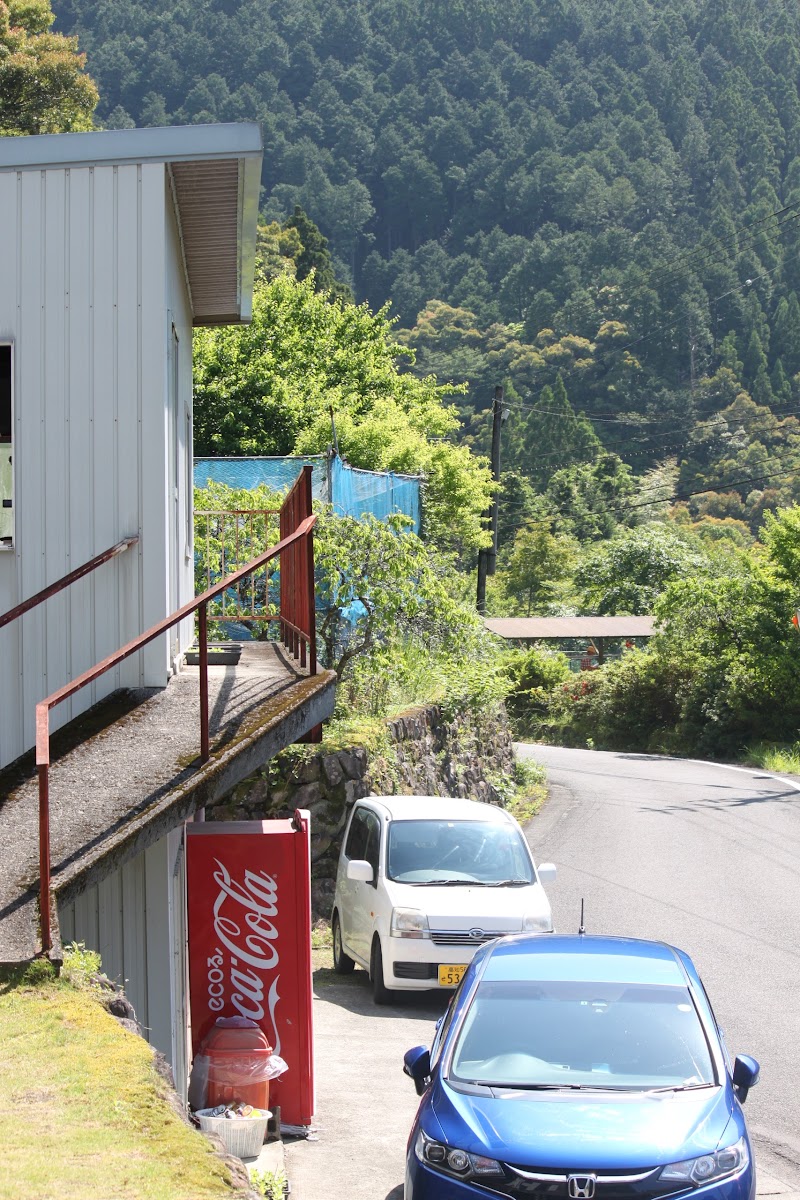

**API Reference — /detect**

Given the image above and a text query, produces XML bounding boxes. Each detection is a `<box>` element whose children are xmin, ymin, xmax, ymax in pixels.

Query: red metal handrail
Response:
<box><xmin>35</xmin><ymin>468</ymin><xmax>318</xmax><ymax>953</ymax></box>
<box><xmin>0</xmin><ymin>536</ymin><xmax>139</xmax><ymax>631</ymax></box>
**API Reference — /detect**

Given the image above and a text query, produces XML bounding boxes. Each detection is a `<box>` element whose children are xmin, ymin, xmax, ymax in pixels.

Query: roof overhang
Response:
<box><xmin>484</xmin><ymin>616</ymin><xmax>656</xmax><ymax>639</ymax></box>
<box><xmin>0</xmin><ymin>122</ymin><xmax>263</xmax><ymax>326</ymax></box>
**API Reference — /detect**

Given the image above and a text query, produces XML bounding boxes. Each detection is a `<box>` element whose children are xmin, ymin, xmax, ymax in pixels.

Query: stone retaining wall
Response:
<box><xmin>206</xmin><ymin>703</ymin><xmax>514</xmax><ymax>916</ymax></box>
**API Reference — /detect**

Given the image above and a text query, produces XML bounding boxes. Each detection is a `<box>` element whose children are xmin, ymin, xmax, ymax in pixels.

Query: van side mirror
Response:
<box><xmin>732</xmin><ymin>1055</ymin><xmax>760</xmax><ymax>1103</ymax></box>
<box><xmin>537</xmin><ymin>862</ymin><xmax>557</xmax><ymax>884</ymax></box>
<box><xmin>346</xmin><ymin>859</ymin><xmax>374</xmax><ymax>883</ymax></box>
<box><xmin>403</xmin><ymin>1045</ymin><xmax>431</xmax><ymax>1096</ymax></box>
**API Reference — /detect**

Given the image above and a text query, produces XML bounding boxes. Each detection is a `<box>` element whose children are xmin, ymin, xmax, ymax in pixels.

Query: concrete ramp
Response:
<box><xmin>0</xmin><ymin>642</ymin><xmax>336</xmax><ymax>966</ymax></box>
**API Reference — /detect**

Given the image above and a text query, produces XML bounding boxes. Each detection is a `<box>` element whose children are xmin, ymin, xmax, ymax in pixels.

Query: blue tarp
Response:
<box><xmin>194</xmin><ymin>453</ymin><xmax>421</xmax><ymax>533</ymax></box>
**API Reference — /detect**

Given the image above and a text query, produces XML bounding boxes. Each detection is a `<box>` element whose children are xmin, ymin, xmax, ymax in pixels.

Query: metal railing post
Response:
<box><xmin>199</xmin><ymin>600</ymin><xmax>209</xmax><ymax>763</ymax></box>
<box><xmin>38</xmin><ymin>762</ymin><xmax>51</xmax><ymax>953</ymax></box>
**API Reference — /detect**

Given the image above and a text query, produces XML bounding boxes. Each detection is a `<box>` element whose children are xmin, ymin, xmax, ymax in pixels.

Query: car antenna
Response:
<box><xmin>578</xmin><ymin>898</ymin><xmax>585</xmax><ymax>936</ymax></box>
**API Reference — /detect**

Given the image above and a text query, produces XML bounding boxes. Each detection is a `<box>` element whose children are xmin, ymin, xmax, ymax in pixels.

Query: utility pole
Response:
<box><xmin>477</xmin><ymin>385</ymin><xmax>504</xmax><ymax>613</ymax></box>
<box><xmin>487</xmin><ymin>385</ymin><xmax>503</xmax><ymax>575</ymax></box>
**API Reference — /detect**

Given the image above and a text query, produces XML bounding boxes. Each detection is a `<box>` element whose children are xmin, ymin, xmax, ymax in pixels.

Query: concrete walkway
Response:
<box><xmin>0</xmin><ymin>643</ymin><xmax>336</xmax><ymax>966</ymax></box>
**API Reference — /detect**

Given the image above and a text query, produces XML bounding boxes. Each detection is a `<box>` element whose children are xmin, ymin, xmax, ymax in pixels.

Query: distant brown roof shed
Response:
<box><xmin>484</xmin><ymin>616</ymin><xmax>655</xmax><ymax>639</ymax></box>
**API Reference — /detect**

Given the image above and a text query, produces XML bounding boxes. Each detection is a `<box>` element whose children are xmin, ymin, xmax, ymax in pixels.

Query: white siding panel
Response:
<box><xmin>72</xmin><ymin>884</ymin><xmax>100</xmax><ymax>949</ymax></box>
<box><xmin>65</xmin><ymin>167</ymin><xmax>96</xmax><ymax>717</ymax></box>
<box><xmin>121</xmin><ymin>855</ymin><xmax>148</xmax><ymax>1028</ymax></box>
<box><xmin>0</xmin><ymin>172</ymin><xmax>22</xmax><ymax>767</ymax></box>
<box><xmin>139</xmin><ymin>164</ymin><xmax>169</xmax><ymax>686</ymax></box>
<box><xmin>90</xmin><ymin>166</ymin><xmax>120</xmax><ymax>706</ymax></box>
<box><xmin>144</xmin><ymin>834</ymin><xmax>172</xmax><ymax>1059</ymax></box>
<box><xmin>165</xmin><ymin>187</ymin><xmax>195</xmax><ymax>656</ymax></box>
<box><xmin>42</xmin><ymin>169</ymin><xmax>70</xmax><ymax>716</ymax></box>
<box><xmin>98</xmin><ymin>869</ymin><xmax>124</xmax><ymax>983</ymax></box>
<box><xmin>18</xmin><ymin>170</ymin><xmax>46</xmax><ymax>757</ymax></box>
<box><xmin>59</xmin><ymin>902</ymin><xmax>75</xmax><ymax>944</ymax></box>
<box><xmin>116</xmin><ymin>165</ymin><xmax>143</xmax><ymax>685</ymax></box>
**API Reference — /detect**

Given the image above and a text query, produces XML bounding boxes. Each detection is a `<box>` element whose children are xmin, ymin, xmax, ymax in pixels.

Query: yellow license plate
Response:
<box><xmin>438</xmin><ymin>964</ymin><xmax>467</xmax><ymax>987</ymax></box>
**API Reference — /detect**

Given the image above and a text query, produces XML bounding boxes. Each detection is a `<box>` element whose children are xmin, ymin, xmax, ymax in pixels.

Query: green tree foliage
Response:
<box><xmin>192</xmin><ymin>274</ymin><xmax>493</xmax><ymax>555</ymax></box>
<box><xmin>314</xmin><ymin>510</ymin><xmax>482</xmax><ymax>679</ymax></box>
<box><xmin>283</xmin><ymin>205</ymin><xmax>353</xmax><ymax>302</ymax></box>
<box><xmin>504</xmin><ymin>520</ymin><xmax>578</xmax><ymax>616</ymax></box>
<box><xmin>1</xmin><ymin>0</ymin><xmax>97</xmax><ymax>133</ymax></box>
<box><xmin>575</xmin><ymin>523</ymin><xmax>711</xmax><ymax>615</ymax></box>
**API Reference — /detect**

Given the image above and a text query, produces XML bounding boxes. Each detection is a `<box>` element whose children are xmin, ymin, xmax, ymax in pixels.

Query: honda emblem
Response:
<box><xmin>568</xmin><ymin>1176</ymin><xmax>597</xmax><ymax>1199</ymax></box>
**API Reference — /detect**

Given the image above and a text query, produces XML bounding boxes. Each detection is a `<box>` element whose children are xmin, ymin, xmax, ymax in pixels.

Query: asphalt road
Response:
<box><xmin>284</xmin><ymin>746</ymin><xmax>800</xmax><ymax>1198</ymax></box>
<box><xmin>519</xmin><ymin>744</ymin><xmax>800</xmax><ymax>1183</ymax></box>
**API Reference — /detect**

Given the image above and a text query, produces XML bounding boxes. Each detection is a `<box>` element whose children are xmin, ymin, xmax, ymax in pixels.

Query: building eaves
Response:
<box><xmin>0</xmin><ymin>123</ymin><xmax>263</xmax><ymax>326</ymax></box>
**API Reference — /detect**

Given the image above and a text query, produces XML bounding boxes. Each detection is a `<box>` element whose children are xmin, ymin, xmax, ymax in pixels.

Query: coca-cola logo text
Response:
<box><xmin>206</xmin><ymin>859</ymin><xmax>282</xmax><ymax>1052</ymax></box>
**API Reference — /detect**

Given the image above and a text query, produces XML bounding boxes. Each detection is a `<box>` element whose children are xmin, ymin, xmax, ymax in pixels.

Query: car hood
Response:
<box><xmin>430</xmin><ymin>1079</ymin><xmax>733</xmax><ymax>1169</ymax></box>
<box><xmin>385</xmin><ymin>880</ymin><xmax>551</xmax><ymax>929</ymax></box>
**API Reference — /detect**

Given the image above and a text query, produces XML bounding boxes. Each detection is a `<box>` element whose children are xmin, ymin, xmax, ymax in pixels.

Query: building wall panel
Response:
<box><xmin>65</xmin><ymin>167</ymin><xmax>96</xmax><ymax>714</ymax></box>
<box><xmin>43</xmin><ymin>169</ymin><xmax>70</xmax><ymax>715</ymax></box>
<box><xmin>0</xmin><ymin>161</ymin><xmax>179</xmax><ymax>769</ymax></box>
<box><xmin>18</xmin><ymin>169</ymin><xmax>47</xmax><ymax>751</ymax></box>
<box><xmin>0</xmin><ymin>173</ymin><xmax>22</xmax><ymax>766</ymax></box>
<box><xmin>116</xmin><ymin>166</ymin><xmax>144</xmax><ymax>687</ymax></box>
<box><xmin>89</xmin><ymin>165</ymin><xmax>121</xmax><ymax>709</ymax></box>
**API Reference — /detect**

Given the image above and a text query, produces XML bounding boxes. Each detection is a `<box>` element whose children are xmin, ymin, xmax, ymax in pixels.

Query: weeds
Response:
<box><xmin>250</xmin><ymin>1167</ymin><xmax>288</xmax><ymax>1200</ymax></box>
<box><xmin>745</xmin><ymin>741</ymin><xmax>800</xmax><ymax>774</ymax></box>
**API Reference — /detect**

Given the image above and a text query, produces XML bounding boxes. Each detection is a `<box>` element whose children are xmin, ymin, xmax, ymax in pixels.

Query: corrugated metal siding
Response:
<box><xmin>0</xmin><ymin>162</ymin><xmax>182</xmax><ymax>769</ymax></box>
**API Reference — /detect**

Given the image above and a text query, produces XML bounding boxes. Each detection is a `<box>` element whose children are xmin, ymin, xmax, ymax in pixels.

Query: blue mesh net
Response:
<box><xmin>329</xmin><ymin>456</ymin><xmax>420</xmax><ymax>531</ymax></box>
<box><xmin>193</xmin><ymin>455</ymin><xmax>328</xmax><ymax>499</ymax></box>
<box><xmin>194</xmin><ymin>454</ymin><xmax>421</xmax><ymax>533</ymax></box>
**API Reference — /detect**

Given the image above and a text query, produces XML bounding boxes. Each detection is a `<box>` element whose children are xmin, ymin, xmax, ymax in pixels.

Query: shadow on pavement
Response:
<box><xmin>314</xmin><ymin>966</ymin><xmax>450</xmax><ymax>1021</ymax></box>
<box><xmin>385</xmin><ymin>1187</ymin><xmax>404</xmax><ymax>1200</ymax></box>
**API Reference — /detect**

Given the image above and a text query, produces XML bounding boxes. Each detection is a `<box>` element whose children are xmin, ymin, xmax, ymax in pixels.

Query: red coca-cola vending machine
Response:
<box><xmin>186</xmin><ymin>811</ymin><xmax>314</xmax><ymax>1127</ymax></box>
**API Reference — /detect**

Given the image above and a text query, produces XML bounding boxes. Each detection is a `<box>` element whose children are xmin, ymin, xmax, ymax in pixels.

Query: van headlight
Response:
<box><xmin>522</xmin><ymin>912</ymin><xmax>553</xmax><ymax>932</ymax></box>
<box><xmin>391</xmin><ymin>908</ymin><xmax>430</xmax><ymax>938</ymax></box>
<box><xmin>660</xmin><ymin>1137</ymin><xmax>749</xmax><ymax>1185</ymax></box>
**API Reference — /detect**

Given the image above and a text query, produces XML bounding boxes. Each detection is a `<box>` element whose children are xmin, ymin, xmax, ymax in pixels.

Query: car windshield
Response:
<box><xmin>450</xmin><ymin>980</ymin><xmax>716</xmax><ymax>1091</ymax></box>
<box><xmin>386</xmin><ymin>819</ymin><xmax>535</xmax><ymax>885</ymax></box>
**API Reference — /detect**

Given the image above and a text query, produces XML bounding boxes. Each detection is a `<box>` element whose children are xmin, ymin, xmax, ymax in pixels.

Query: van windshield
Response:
<box><xmin>386</xmin><ymin>819</ymin><xmax>535</xmax><ymax>885</ymax></box>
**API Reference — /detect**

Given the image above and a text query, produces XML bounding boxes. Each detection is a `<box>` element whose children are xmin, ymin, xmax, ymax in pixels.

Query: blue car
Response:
<box><xmin>403</xmin><ymin>935</ymin><xmax>759</xmax><ymax>1200</ymax></box>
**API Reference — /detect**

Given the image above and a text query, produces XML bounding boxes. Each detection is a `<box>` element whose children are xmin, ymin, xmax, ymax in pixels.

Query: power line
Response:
<box><xmin>498</xmin><ymin>450</ymin><xmax>800</xmax><ymax>538</ymax></box>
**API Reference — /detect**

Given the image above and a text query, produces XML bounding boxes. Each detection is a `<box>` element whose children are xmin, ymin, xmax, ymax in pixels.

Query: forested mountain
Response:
<box><xmin>53</xmin><ymin>0</ymin><xmax>800</xmax><ymax>535</ymax></box>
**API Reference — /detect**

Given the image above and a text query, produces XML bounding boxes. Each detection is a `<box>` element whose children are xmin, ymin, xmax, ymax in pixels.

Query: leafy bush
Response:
<box><xmin>554</xmin><ymin>650</ymin><xmax>686</xmax><ymax>752</ymax></box>
<box><xmin>504</xmin><ymin>645</ymin><xmax>572</xmax><ymax>738</ymax></box>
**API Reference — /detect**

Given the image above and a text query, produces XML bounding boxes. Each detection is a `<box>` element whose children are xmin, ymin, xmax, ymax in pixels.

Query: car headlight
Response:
<box><xmin>391</xmin><ymin>908</ymin><xmax>430</xmax><ymax>938</ymax></box>
<box><xmin>415</xmin><ymin>1129</ymin><xmax>502</xmax><ymax>1178</ymax></box>
<box><xmin>522</xmin><ymin>912</ymin><xmax>553</xmax><ymax>932</ymax></box>
<box><xmin>660</xmin><ymin>1137</ymin><xmax>749</xmax><ymax>1186</ymax></box>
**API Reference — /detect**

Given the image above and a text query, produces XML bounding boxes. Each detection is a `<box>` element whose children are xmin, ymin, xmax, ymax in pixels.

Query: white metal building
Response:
<box><xmin>0</xmin><ymin>122</ymin><xmax>262</xmax><ymax>771</ymax></box>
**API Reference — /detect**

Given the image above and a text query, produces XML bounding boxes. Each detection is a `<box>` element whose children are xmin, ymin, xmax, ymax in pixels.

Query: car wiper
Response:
<box><xmin>483</xmin><ymin>878</ymin><xmax>532</xmax><ymax>887</ymax></box>
<box><xmin>473</xmin><ymin>1082</ymin><xmax>590</xmax><ymax>1091</ymax></box>
<box><xmin>419</xmin><ymin>878</ymin><xmax>487</xmax><ymax>886</ymax></box>
<box><xmin>645</xmin><ymin>1083</ymin><xmax>715</xmax><ymax>1093</ymax></box>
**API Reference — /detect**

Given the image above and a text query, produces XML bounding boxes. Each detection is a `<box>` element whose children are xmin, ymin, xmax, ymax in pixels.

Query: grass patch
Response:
<box><xmin>0</xmin><ymin>964</ymin><xmax>241</xmax><ymax>1200</ymax></box>
<box><xmin>745</xmin><ymin>741</ymin><xmax>800</xmax><ymax>774</ymax></box>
